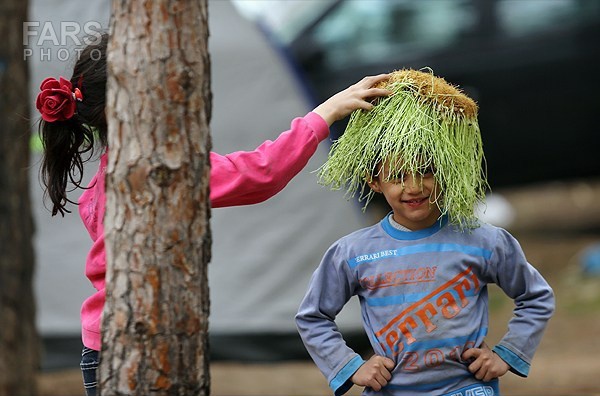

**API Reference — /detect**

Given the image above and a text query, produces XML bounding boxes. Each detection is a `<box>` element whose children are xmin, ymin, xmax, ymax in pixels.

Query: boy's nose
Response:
<box><xmin>403</xmin><ymin>175</ymin><xmax>422</xmax><ymax>192</ymax></box>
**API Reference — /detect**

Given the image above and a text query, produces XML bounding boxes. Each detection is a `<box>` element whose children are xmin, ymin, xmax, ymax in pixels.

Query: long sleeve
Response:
<box><xmin>488</xmin><ymin>229</ymin><xmax>555</xmax><ymax>377</ymax></box>
<box><xmin>209</xmin><ymin>112</ymin><xmax>329</xmax><ymax>208</ymax></box>
<box><xmin>296</xmin><ymin>242</ymin><xmax>364</xmax><ymax>396</ymax></box>
<box><xmin>78</xmin><ymin>113</ymin><xmax>328</xmax><ymax>351</ymax></box>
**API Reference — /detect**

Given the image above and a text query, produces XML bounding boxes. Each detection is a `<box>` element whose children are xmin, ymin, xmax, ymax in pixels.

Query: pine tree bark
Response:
<box><xmin>0</xmin><ymin>0</ymin><xmax>38</xmax><ymax>395</ymax></box>
<box><xmin>100</xmin><ymin>0</ymin><xmax>211</xmax><ymax>394</ymax></box>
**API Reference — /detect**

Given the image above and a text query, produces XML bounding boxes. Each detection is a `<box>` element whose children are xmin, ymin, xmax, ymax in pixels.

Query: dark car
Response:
<box><xmin>255</xmin><ymin>0</ymin><xmax>600</xmax><ymax>189</ymax></box>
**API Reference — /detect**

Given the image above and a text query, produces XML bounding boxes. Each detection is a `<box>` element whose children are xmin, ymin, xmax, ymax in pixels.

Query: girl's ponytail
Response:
<box><xmin>39</xmin><ymin>117</ymin><xmax>96</xmax><ymax>216</ymax></box>
<box><xmin>38</xmin><ymin>33</ymin><xmax>108</xmax><ymax>216</ymax></box>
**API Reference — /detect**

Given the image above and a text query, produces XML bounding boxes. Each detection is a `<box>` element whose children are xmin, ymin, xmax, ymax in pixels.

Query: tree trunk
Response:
<box><xmin>100</xmin><ymin>0</ymin><xmax>211</xmax><ymax>394</ymax></box>
<box><xmin>0</xmin><ymin>0</ymin><xmax>39</xmax><ymax>395</ymax></box>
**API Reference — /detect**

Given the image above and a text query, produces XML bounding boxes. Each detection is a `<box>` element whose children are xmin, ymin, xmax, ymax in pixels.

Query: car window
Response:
<box><xmin>497</xmin><ymin>0</ymin><xmax>600</xmax><ymax>37</ymax></box>
<box><xmin>307</xmin><ymin>0</ymin><xmax>477</xmax><ymax>70</ymax></box>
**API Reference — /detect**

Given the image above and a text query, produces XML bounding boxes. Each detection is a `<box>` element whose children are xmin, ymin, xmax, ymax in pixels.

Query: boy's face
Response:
<box><xmin>368</xmin><ymin>159</ymin><xmax>442</xmax><ymax>230</ymax></box>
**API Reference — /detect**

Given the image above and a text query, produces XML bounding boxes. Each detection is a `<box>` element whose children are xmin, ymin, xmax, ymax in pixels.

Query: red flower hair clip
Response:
<box><xmin>36</xmin><ymin>77</ymin><xmax>83</xmax><ymax>122</ymax></box>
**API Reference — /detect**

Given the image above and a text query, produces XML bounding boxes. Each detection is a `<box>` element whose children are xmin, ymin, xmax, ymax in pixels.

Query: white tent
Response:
<box><xmin>30</xmin><ymin>0</ymin><xmax>369</xmax><ymax>367</ymax></box>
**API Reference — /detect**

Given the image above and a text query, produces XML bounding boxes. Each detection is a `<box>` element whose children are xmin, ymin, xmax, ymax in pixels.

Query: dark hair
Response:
<box><xmin>39</xmin><ymin>33</ymin><xmax>108</xmax><ymax>216</ymax></box>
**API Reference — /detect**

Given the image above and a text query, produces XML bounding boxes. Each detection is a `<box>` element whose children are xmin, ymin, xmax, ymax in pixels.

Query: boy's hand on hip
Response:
<box><xmin>351</xmin><ymin>355</ymin><xmax>395</xmax><ymax>391</ymax></box>
<box><xmin>462</xmin><ymin>342</ymin><xmax>510</xmax><ymax>382</ymax></box>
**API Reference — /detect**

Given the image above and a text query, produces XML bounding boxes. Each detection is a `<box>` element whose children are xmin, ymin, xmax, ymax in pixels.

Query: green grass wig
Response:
<box><xmin>318</xmin><ymin>68</ymin><xmax>487</xmax><ymax>229</ymax></box>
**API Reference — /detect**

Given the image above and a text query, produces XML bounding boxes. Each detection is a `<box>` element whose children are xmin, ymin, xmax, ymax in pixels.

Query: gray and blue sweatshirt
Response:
<box><xmin>296</xmin><ymin>215</ymin><xmax>554</xmax><ymax>396</ymax></box>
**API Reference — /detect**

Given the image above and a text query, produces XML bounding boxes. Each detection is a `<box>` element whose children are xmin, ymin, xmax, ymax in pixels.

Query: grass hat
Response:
<box><xmin>317</xmin><ymin>68</ymin><xmax>487</xmax><ymax>229</ymax></box>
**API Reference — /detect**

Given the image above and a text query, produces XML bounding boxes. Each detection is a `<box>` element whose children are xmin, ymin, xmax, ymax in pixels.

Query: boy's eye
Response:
<box><xmin>418</xmin><ymin>167</ymin><xmax>435</xmax><ymax>177</ymax></box>
<box><xmin>389</xmin><ymin>173</ymin><xmax>404</xmax><ymax>182</ymax></box>
<box><xmin>384</xmin><ymin>167</ymin><xmax>434</xmax><ymax>183</ymax></box>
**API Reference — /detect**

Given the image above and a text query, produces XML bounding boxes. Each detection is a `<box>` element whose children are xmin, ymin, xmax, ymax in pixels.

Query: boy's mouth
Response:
<box><xmin>402</xmin><ymin>197</ymin><xmax>428</xmax><ymax>207</ymax></box>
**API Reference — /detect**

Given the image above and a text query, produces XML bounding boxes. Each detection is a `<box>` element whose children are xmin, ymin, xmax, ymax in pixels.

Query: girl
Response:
<box><xmin>36</xmin><ymin>33</ymin><xmax>391</xmax><ymax>395</ymax></box>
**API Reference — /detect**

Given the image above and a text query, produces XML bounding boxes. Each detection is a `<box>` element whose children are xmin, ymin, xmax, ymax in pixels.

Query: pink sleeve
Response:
<box><xmin>209</xmin><ymin>112</ymin><xmax>329</xmax><ymax>208</ymax></box>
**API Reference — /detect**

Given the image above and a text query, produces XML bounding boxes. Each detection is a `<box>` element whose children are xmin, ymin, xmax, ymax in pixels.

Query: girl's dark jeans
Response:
<box><xmin>80</xmin><ymin>347</ymin><xmax>99</xmax><ymax>396</ymax></box>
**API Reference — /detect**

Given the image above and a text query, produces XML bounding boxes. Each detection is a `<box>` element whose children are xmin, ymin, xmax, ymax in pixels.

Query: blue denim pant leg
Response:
<box><xmin>80</xmin><ymin>347</ymin><xmax>99</xmax><ymax>396</ymax></box>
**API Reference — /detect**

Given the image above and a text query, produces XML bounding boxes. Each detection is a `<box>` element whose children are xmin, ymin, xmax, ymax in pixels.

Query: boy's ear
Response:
<box><xmin>367</xmin><ymin>176</ymin><xmax>382</xmax><ymax>193</ymax></box>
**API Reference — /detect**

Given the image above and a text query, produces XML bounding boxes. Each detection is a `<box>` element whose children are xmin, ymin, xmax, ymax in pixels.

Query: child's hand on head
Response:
<box><xmin>351</xmin><ymin>354</ymin><xmax>395</xmax><ymax>391</ymax></box>
<box><xmin>462</xmin><ymin>341</ymin><xmax>510</xmax><ymax>382</ymax></box>
<box><xmin>313</xmin><ymin>74</ymin><xmax>391</xmax><ymax>126</ymax></box>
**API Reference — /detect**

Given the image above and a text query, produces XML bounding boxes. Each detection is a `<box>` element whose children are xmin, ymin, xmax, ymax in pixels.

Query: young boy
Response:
<box><xmin>296</xmin><ymin>70</ymin><xmax>554</xmax><ymax>396</ymax></box>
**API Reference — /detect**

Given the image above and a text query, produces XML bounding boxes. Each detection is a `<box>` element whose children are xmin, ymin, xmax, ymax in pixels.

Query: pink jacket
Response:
<box><xmin>78</xmin><ymin>112</ymin><xmax>329</xmax><ymax>350</ymax></box>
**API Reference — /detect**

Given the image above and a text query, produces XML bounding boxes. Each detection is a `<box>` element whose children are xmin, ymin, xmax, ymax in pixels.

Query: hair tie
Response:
<box><xmin>36</xmin><ymin>77</ymin><xmax>83</xmax><ymax>122</ymax></box>
<box><xmin>73</xmin><ymin>88</ymin><xmax>83</xmax><ymax>102</ymax></box>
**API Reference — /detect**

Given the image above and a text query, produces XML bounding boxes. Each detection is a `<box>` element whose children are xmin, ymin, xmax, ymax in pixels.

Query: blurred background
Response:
<box><xmin>21</xmin><ymin>0</ymin><xmax>600</xmax><ymax>394</ymax></box>
<box><xmin>237</xmin><ymin>0</ymin><xmax>600</xmax><ymax>189</ymax></box>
